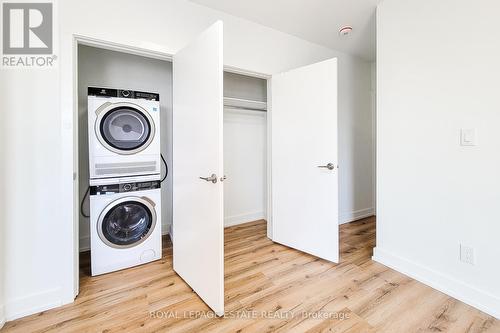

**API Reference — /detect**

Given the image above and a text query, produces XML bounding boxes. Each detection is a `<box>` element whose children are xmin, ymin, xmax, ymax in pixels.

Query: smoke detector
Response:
<box><xmin>339</xmin><ymin>26</ymin><xmax>353</xmax><ymax>38</ymax></box>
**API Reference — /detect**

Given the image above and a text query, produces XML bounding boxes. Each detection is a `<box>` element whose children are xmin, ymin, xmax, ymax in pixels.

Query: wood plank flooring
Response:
<box><xmin>3</xmin><ymin>217</ymin><xmax>499</xmax><ymax>332</ymax></box>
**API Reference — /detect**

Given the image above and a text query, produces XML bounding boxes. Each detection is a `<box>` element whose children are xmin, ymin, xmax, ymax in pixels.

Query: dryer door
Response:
<box><xmin>97</xmin><ymin>197</ymin><xmax>157</xmax><ymax>249</ymax></box>
<box><xmin>95</xmin><ymin>102</ymin><xmax>155</xmax><ymax>155</ymax></box>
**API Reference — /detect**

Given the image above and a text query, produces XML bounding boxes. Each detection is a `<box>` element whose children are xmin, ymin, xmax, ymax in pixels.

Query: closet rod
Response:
<box><xmin>223</xmin><ymin>105</ymin><xmax>267</xmax><ymax>112</ymax></box>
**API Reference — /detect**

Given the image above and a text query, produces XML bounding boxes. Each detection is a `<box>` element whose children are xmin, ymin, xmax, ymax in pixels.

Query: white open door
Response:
<box><xmin>172</xmin><ymin>21</ymin><xmax>224</xmax><ymax>315</ymax></box>
<box><xmin>271</xmin><ymin>58</ymin><xmax>339</xmax><ymax>263</ymax></box>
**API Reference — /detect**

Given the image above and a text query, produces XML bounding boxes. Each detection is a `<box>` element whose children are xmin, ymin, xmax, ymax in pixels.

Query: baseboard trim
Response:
<box><xmin>79</xmin><ymin>235</ymin><xmax>90</xmax><ymax>252</ymax></box>
<box><xmin>0</xmin><ymin>305</ymin><xmax>5</xmax><ymax>329</ymax></box>
<box><xmin>225</xmin><ymin>211</ymin><xmax>265</xmax><ymax>227</ymax></box>
<box><xmin>162</xmin><ymin>224</ymin><xmax>170</xmax><ymax>236</ymax></box>
<box><xmin>340</xmin><ymin>207</ymin><xmax>374</xmax><ymax>224</ymax></box>
<box><xmin>5</xmin><ymin>287</ymin><xmax>62</xmax><ymax>321</ymax></box>
<box><xmin>373</xmin><ymin>247</ymin><xmax>500</xmax><ymax>319</ymax></box>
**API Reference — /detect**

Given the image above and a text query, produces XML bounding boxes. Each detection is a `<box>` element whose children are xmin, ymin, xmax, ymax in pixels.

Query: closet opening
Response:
<box><xmin>77</xmin><ymin>44</ymin><xmax>174</xmax><ymax>282</ymax></box>
<box><xmin>222</xmin><ymin>71</ymin><xmax>269</xmax><ymax>229</ymax></box>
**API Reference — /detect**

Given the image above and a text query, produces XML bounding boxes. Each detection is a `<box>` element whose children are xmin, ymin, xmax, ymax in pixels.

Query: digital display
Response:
<box><xmin>88</xmin><ymin>87</ymin><xmax>159</xmax><ymax>101</ymax></box>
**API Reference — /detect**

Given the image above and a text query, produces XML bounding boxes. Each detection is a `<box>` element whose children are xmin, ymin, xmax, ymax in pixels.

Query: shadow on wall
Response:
<box><xmin>337</xmin><ymin>57</ymin><xmax>375</xmax><ymax>224</ymax></box>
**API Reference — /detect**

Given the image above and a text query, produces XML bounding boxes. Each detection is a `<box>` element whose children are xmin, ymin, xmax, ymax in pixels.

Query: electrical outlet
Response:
<box><xmin>460</xmin><ymin>244</ymin><xmax>475</xmax><ymax>265</ymax></box>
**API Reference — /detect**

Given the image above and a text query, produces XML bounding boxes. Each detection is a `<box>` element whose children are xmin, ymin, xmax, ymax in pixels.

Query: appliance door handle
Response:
<box><xmin>141</xmin><ymin>196</ymin><xmax>156</xmax><ymax>207</ymax></box>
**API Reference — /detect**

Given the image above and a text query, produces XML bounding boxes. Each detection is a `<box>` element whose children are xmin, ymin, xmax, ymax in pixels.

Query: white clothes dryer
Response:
<box><xmin>88</xmin><ymin>87</ymin><xmax>161</xmax><ymax>181</ymax></box>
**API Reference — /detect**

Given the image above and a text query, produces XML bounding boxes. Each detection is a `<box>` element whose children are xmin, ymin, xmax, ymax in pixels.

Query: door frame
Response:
<box><xmin>68</xmin><ymin>34</ymin><xmax>273</xmax><ymax>301</ymax></box>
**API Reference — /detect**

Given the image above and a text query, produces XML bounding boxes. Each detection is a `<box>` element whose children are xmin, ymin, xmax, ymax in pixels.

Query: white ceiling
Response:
<box><xmin>189</xmin><ymin>0</ymin><xmax>381</xmax><ymax>61</ymax></box>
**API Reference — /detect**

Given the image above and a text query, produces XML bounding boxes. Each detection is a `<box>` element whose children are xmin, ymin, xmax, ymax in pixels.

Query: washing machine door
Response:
<box><xmin>97</xmin><ymin>197</ymin><xmax>157</xmax><ymax>249</ymax></box>
<box><xmin>95</xmin><ymin>102</ymin><xmax>155</xmax><ymax>155</ymax></box>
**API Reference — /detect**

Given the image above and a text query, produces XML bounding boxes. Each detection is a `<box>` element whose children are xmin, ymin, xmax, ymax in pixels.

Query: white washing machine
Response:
<box><xmin>88</xmin><ymin>87</ymin><xmax>161</xmax><ymax>181</ymax></box>
<box><xmin>90</xmin><ymin>175</ymin><xmax>162</xmax><ymax>276</ymax></box>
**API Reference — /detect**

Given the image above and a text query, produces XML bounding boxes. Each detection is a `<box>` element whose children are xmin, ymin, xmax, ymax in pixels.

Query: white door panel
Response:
<box><xmin>172</xmin><ymin>21</ymin><xmax>224</xmax><ymax>315</ymax></box>
<box><xmin>272</xmin><ymin>58</ymin><xmax>339</xmax><ymax>263</ymax></box>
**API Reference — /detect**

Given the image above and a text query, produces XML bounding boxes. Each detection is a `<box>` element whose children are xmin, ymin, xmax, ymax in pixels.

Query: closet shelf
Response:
<box><xmin>224</xmin><ymin>97</ymin><xmax>267</xmax><ymax>112</ymax></box>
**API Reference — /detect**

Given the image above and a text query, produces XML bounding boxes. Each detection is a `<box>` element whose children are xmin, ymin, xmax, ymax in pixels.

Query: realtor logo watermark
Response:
<box><xmin>2</xmin><ymin>1</ymin><xmax>57</xmax><ymax>68</ymax></box>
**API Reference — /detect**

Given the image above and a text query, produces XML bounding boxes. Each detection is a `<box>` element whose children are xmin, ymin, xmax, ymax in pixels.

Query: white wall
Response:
<box><xmin>0</xmin><ymin>0</ymin><xmax>373</xmax><ymax>321</ymax></box>
<box><xmin>370</xmin><ymin>61</ymin><xmax>376</xmax><ymax>213</ymax></box>
<box><xmin>0</xmin><ymin>70</ymin><xmax>63</xmax><ymax>320</ymax></box>
<box><xmin>77</xmin><ymin>45</ymin><xmax>173</xmax><ymax>251</ymax></box>
<box><xmin>223</xmin><ymin>72</ymin><xmax>267</xmax><ymax>226</ymax></box>
<box><xmin>224</xmin><ymin>109</ymin><xmax>267</xmax><ymax>226</ymax></box>
<box><xmin>338</xmin><ymin>57</ymin><xmax>374</xmax><ymax>223</ymax></box>
<box><xmin>224</xmin><ymin>72</ymin><xmax>267</xmax><ymax>101</ymax></box>
<box><xmin>0</xmin><ymin>74</ymin><xmax>6</xmax><ymax>327</ymax></box>
<box><xmin>374</xmin><ymin>0</ymin><xmax>500</xmax><ymax>319</ymax></box>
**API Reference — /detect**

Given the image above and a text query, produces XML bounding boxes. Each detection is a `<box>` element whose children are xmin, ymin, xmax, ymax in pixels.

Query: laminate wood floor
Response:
<box><xmin>3</xmin><ymin>217</ymin><xmax>499</xmax><ymax>332</ymax></box>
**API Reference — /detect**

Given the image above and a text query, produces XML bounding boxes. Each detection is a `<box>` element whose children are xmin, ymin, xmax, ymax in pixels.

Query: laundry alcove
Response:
<box><xmin>77</xmin><ymin>44</ymin><xmax>174</xmax><ymax>253</ymax></box>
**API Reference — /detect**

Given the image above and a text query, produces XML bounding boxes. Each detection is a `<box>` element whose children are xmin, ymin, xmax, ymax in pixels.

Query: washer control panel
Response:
<box><xmin>90</xmin><ymin>180</ymin><xmax>160</xmax><ymax>195</ymax></box>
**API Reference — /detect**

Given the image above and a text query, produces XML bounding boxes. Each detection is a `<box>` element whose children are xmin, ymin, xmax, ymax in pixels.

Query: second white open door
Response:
<box><xmin>271</xmin><ymin>58</ymin><xmax>339</xmax><ymax>263</ymax></box>
<box><xmin>172</xmin><ymin>21</ymin><xmax>224</xmax><ymax>315</ymax></box>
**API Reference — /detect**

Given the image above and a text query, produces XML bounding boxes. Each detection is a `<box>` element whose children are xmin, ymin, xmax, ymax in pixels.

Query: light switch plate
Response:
<box><xmin>460</xmin><ymin>128</ymin><xmax>476</xmax><ymax>146</ymax></box>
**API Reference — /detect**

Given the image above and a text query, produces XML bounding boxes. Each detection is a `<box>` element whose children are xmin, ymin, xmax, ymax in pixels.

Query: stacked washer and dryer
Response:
<box><xmin>87</xmin><ymin>87</ymin><xmax>163</xmax><ymax>276</ymax></box>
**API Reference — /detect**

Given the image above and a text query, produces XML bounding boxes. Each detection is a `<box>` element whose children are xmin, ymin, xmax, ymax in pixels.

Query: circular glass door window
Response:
<box><xmin>99</xmin><ymin>199</ymin><xmax>155</xmax><ymax>248</ymax></box>
<box><xmin>99</xmin><ymin>106</ymin><xmax>153</xmax><ymax>153</ymax></box>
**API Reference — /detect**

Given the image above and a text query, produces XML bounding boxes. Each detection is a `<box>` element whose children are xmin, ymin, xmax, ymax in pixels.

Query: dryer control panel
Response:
<box><xmin>88</xmin><ymin>87</ymin><xmax>160</xmax><ymax>101</ymax></box>
<box><xmin>90</xmin><ymin>180</ymin><xmax>160</xmax><ymax>195</ymax></box>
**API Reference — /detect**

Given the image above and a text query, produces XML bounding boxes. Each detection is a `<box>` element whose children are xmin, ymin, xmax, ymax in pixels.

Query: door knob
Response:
<box><xmin>317</xmin><ymin>163</ymin><xmax>335</xmax><ymax>170</ymax></box>
<box><xmin>199</xmin><ymin>174</ymin><xmax>218</xmax><ymax>183</ymax></box>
